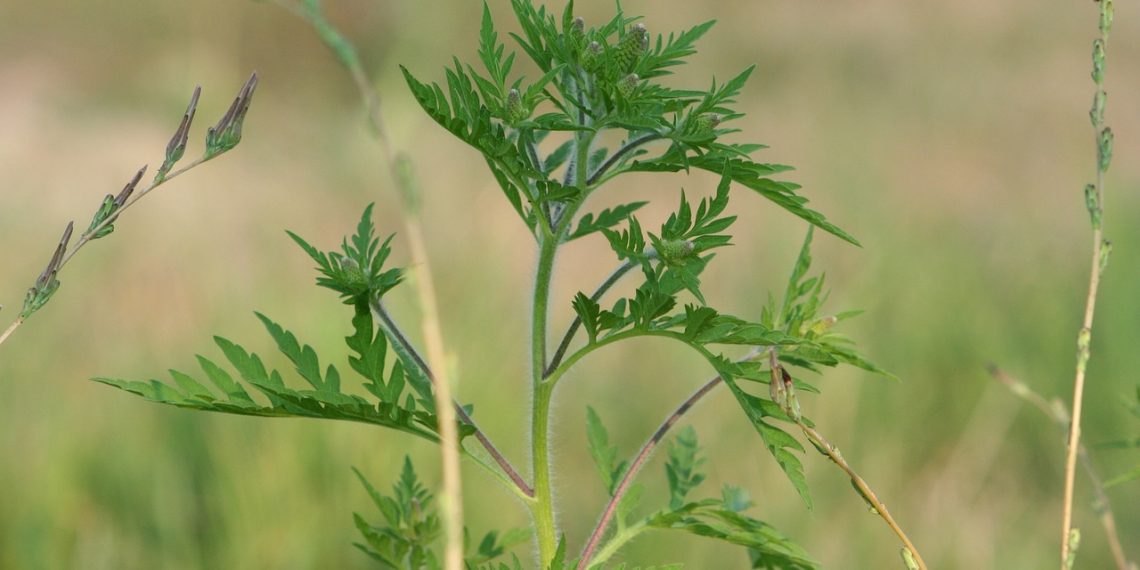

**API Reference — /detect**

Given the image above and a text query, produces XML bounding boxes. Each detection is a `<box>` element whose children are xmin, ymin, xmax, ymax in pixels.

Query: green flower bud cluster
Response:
<box><xmin>576</xmin><ymin>22</ymin><xmax>649</xmax><ymax>90</ymax></box>
<box><xmin>688</xmin><ymin>113</ymin><xmax>721</xmax><ymax>138</ymax></box>
<box><xmin>612</xmin><ymin>23</ymin><xmax>648</xmax><ymax>76</ymax></box>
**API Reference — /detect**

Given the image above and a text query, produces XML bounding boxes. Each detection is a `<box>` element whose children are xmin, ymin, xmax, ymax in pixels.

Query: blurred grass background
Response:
<box><xmin>1</xmin><ymin>0</ymin><xmax>1138</xmax><ymax>568</ymax></box>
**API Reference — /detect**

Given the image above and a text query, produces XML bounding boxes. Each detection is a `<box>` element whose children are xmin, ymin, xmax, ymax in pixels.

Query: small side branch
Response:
<box><xmin>372</xmin><ymin>302</ymin><xmax>534</xmax><ymax>498</ymax></box>
<box><xmin>0</xmin><ymin>317</ymin><xmax>23</xmax><ymax>347</ymax></box>
<box><xmin>766</xmin><ymin>350</ymin><xmax>927</xmax><ymax>570</ymax></box>
<box><xmin>577</xmin><ymin>372</ymin><xmax>725</xmax><ymax>569</ymax></box>
<box><xmin>545</xmin><ymin>260</ymin><xmax>636</xmax><ymax>377</ymax></box>
<box><xmin>585</xmin><ymin>133</ymin><xmax>661</xmax><ymax>187</ymax></box>
<box><xmin>796</xmin><ymin>421</ymin><xmax>929</xmax><ymax>570</ymax></box>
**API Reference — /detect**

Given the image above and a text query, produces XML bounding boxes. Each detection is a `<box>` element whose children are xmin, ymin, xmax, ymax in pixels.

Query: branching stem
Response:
<box><xmin>796</xmin><ymin>421</ymin><xmax>928</xmax><ymax>570</ymax></box>
<box><xmin>61</xmin><ymin>155</ymin><xmax>209</xmax><ymax>272</ymax></box>
<box><xmin>373</xmin><ymin>302</ymin><xmax>534</xmax><ymax>499</ymax></box>
<box><xmin>545</xmin><ymin>260</ymin><xmax>636</xmax><ymax>377</ymax></box>
<box><xmin>577</xmin><ymin>369</ymin><xmax>729</xmax><ymax>569</ymax></box>
<box><xmin>768</xmin><ymin>348</ymin><xmax>925</xmax><ymax>570</ymax></box>
<box><xmin>531</xmin><ymin>236</ymin><xmax>560</xmax><ymax>564</ymax></box>
<box><xmin>586</xmin><ymin>133</ymin><xmax>661</xmax><ymax>187</ymax></box>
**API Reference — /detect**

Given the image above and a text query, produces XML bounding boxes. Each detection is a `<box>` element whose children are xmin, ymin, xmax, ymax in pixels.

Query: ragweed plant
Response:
<box><xmin>97</xmin><ymin>2</ymin><xmax>925</xmax><ymax>568</ymax></box>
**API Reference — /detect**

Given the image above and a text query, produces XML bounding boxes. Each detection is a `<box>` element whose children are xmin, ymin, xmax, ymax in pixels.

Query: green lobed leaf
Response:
<box><xmin>645</xmin><ymin>500</ymin><xmax>818</xmax><ymax>570</ymax></box>
<box><xmin>585</xmin><ymin>406</ymin><xmax>627</xmax><ymax>494</ymax></box>
<box><xmin>566</xmin><ymin>202</ymin><xmax>649</xmax><ymax>242</ymax></box>
<box><xmin>665</xmin><ymin>426</ymin><xmax>706</xmax><ymax>509</ymax></box>
<box><xmin>636</xmin><ymin>20</ymin><xmax>716</xmax><ymax>80</ymax></box>
<box><xmin>94</xmin><ymin>313</ymin><xmax>444</xmax><ymax>442</ymax></box>
<box><xmin>572</xmin><ymin>293</ymin><xmax>601</xmax><ymax>343</ymax></box>
<box><xmin>713</xmin><ymin>368</ymin><xmax>811</xmax><ymax>508</ymax></box>
<box><xmin>352</xmin><ymin>458</ymin><xmax>443</xmax><ymax>568</ymax></box>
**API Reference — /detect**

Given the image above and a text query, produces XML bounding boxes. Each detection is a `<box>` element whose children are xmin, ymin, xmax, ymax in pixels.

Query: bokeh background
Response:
<box><xmin>1</xmin><ymin>1</ymin><xmax>1138</xmax><ymax>568</ymax></box>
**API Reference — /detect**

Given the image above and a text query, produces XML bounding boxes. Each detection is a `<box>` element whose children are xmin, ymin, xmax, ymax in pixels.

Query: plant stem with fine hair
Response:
<box><xmin>530</xmin><ymin>236</ymin><xmax>560</xmax><ymax>565</ymax></box>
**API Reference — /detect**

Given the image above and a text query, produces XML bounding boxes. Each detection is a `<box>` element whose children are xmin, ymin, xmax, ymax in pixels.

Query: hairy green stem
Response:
<box><xmin>531</xmin><ymin>122</ymin><xmax>596</xmax><ymax>565</ymax></box>
<box><xmin>530</xmin><ymin>235</ymin><xmax>560</xmax><ymax>565</ymax></box>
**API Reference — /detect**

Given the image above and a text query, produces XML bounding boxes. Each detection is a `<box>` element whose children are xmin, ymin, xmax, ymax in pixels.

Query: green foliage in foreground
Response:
<box><xmin>97</xmin><ymin>0</ymin><xmax>890</xmax><ymax>567</ymax></box>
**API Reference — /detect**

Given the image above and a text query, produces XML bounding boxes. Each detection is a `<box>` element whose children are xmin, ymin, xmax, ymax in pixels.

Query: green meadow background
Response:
<box><xmin>1</xmin><ymin>1</ymin><xmax>1138</xmax><ymax>568</ymax></box>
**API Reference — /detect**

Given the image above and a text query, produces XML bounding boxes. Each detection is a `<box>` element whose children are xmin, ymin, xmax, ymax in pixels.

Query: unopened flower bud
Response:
<box><xmin>335</xmin><ymin>254</ymin><xmax>369</xmax><ymax>291</ymax></box>
<box><xmin>782</xmin><ymin>367</ymin><xmax>800</xmax><ymax>420</ymax></box>
<box><xmin>659</xmin><ymin>238</ymin><xmax>695</xmax><ymax>264</ymax></box>
<box><xmin>808</xmin><ymin>315</ymin><xmax>838</xmax><ymax>336</ymax></box>
<box><xmin>786</xmin><ymin>389</ymin><xmax>802</xmax><ymax>421</ymax></box>
<box><xmin>582</xmin><ymin>41</ymin><xmax>603</xmax><ymax>72</ymax></box>
<box><xmin>505</xmin><ymin>88</ymin><xmax>528</xmax><ymax>124</ymax></box>
<box><xmin>690</xmin><ymin>113</ymin><xmax>721</xmax><ymax>136</ymax></box>
<box><xmin>617</xmin><ymin>73</ymin><xmax>641</xmax><ymax>97</ymax></box>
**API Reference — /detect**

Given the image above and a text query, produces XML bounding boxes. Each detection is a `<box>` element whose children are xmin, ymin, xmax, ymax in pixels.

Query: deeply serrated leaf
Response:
<box><xmin>567</xmin><ymin>202</ymin><xmax>648</xmax><ymax>242</ymax></box>
<box><xmin>586</xmin><ymin>406</ymin><xmax>626</xmax><ymax>494</ymax></box>
<box><xmin>665</xmin><ymin>426</ymin><xmax>706</xmax><ymax>509</ymax></box>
